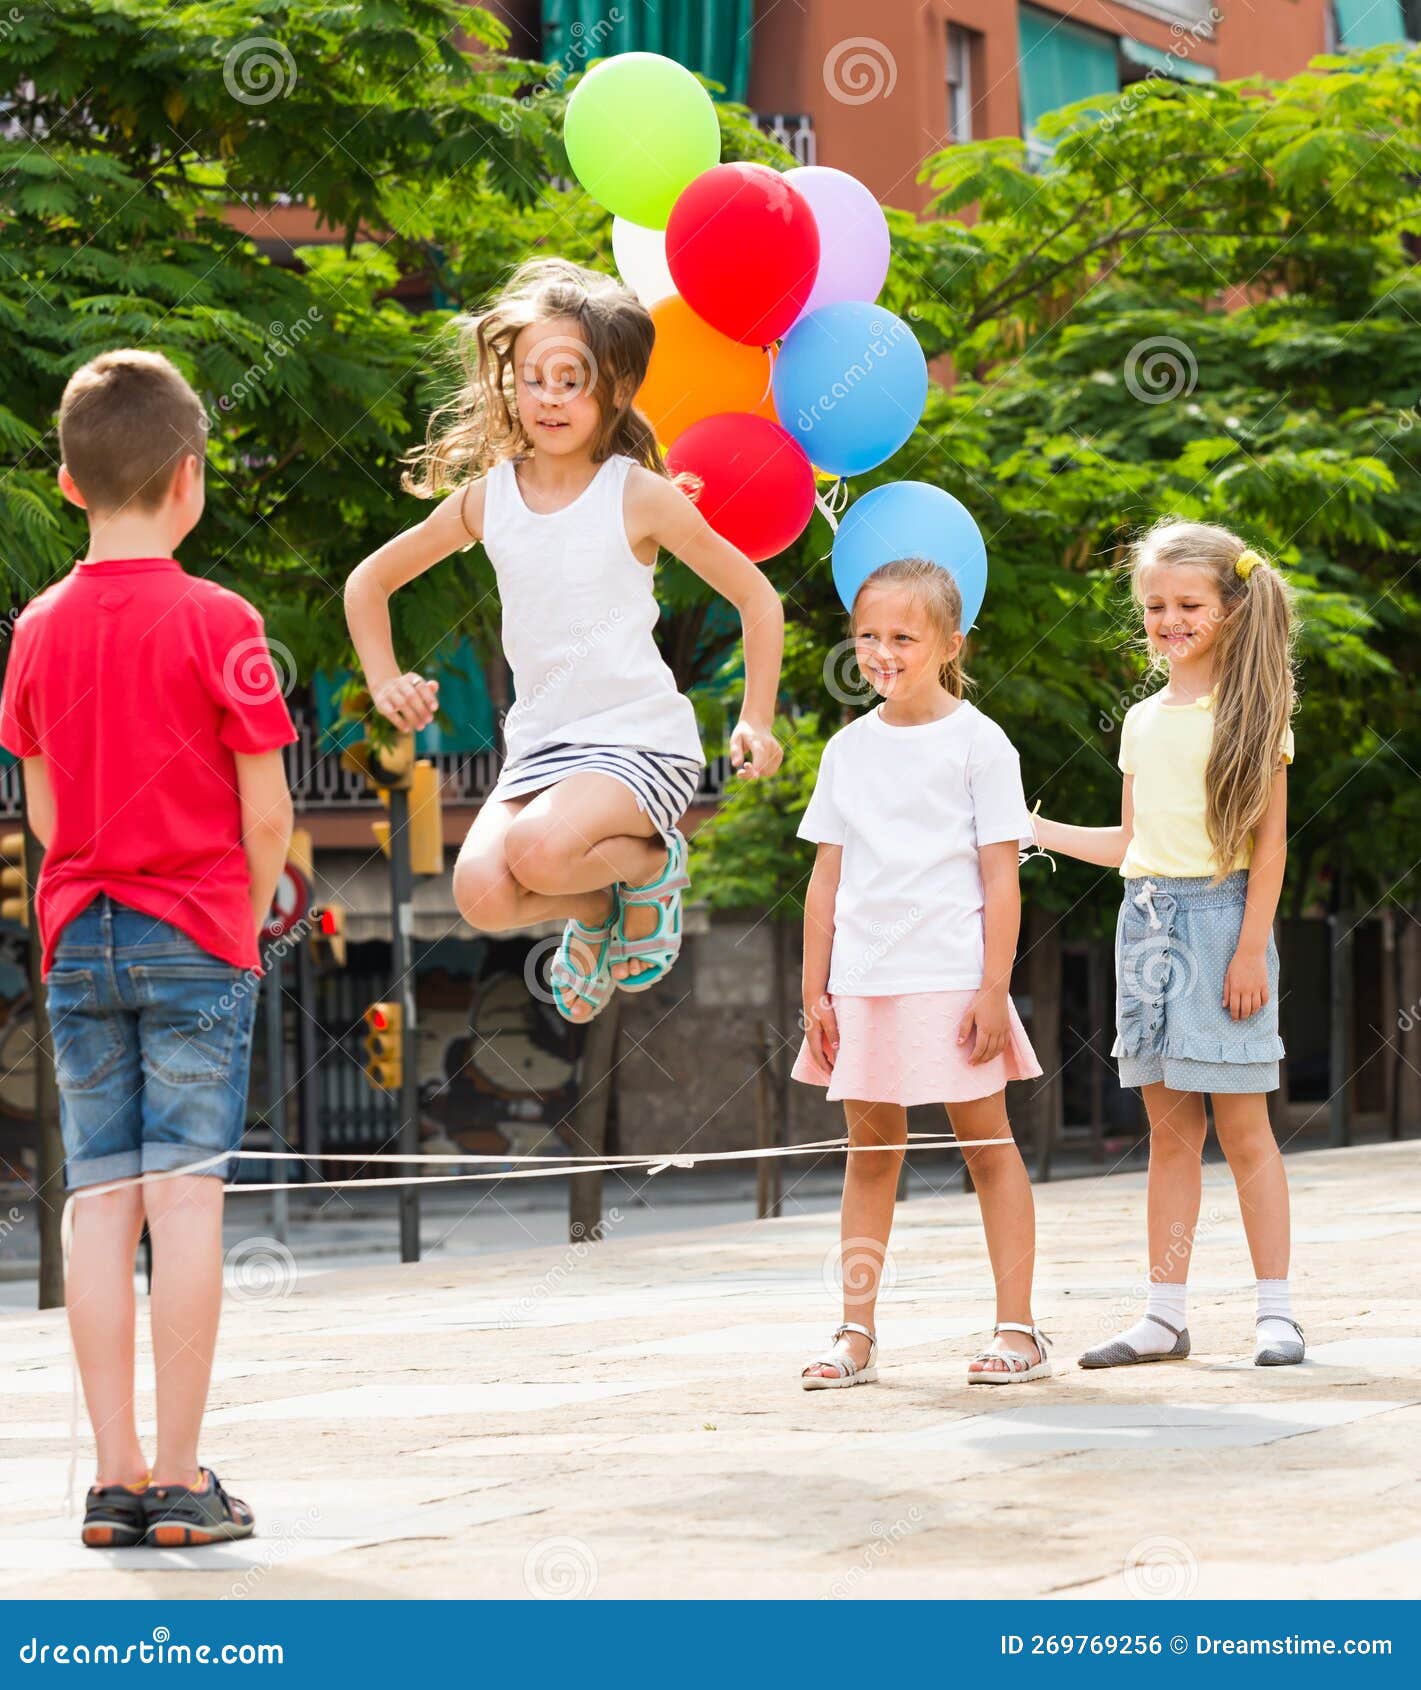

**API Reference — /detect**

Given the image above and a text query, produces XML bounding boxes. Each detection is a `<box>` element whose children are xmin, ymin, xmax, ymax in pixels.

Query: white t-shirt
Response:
<box><xmin>797</xmin><ymin>700</ymin><xmax>1034</xmax><ymax>996</ymax></box>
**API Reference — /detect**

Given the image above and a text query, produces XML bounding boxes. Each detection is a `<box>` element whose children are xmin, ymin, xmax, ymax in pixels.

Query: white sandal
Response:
<box><xmin>801</xmin><ymin>1322</ymin><xmax>878</xmax><ymax>1391</ymax></box>
<box><xmin>968</xmin><ymin>1321</ymin><xmax>1052</xmax><ymax>1384</ymax></box>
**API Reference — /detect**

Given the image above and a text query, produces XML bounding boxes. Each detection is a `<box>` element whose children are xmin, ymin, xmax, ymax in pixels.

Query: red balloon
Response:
<box><xmin>666</xmin><ymin>163</ymin><xmax>819</xmax><ymax>346</ymax></box>
<box><xmin>667</xmin><ymin>412</ymin><xmax>816</xmax><ymax>563</ymax></box>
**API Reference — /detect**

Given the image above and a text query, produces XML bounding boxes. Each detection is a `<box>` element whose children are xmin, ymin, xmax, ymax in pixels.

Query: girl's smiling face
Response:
<box><xmin>853</xmin><ymin>582</ymin><xmax>962</xmax><ymax>700</ymax></box>
<box><xmin>513</xmin><ymin>317</ymin><xmax>604</xmax><ymax>456</ymax></box>
<box><xmin>1140</xmin><ymin>562</ymin><xmax>1226</xmax><ymax>671</ymax></box>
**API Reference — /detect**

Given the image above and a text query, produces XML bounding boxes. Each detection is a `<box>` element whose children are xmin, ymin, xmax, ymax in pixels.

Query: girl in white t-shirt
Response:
<box><xmin>792</xmin><ymin>558</ymin><xmax>1049</xmax><ymax>1389</ymax></box>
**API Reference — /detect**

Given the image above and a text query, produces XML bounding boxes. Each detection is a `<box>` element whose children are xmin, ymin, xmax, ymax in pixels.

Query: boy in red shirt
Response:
<box><xmin>0</xmin><ymin>350</ymin><xmax>297</xmax><ymax>1548</ymax></box>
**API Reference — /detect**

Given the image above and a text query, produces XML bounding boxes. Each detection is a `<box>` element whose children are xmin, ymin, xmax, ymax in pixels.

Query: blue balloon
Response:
<box><xmin>773</xmin><ymin>302</ymin><xmax>927</xmax><ymax>477</ymax></box>
<box><xmin>832</xmin><ymin>482</ymin><xmax>989</xmax><ymax>629</ymax></box>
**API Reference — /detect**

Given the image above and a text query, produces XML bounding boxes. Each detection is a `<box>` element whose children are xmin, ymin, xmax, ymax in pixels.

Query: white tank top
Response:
<box><xmin>481</xmin><ymin>453</ymin><xmax>704</xmax><ymax>766</ymax></box>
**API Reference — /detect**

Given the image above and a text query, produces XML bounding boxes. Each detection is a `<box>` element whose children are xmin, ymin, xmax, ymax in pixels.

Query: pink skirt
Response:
<box><xmin>790</xmin><ymin>990</ymin><xmax>1042</xmax><ymax>1107</ymax></box>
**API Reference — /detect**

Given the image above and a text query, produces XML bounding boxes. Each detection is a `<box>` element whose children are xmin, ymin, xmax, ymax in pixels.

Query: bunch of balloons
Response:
<box><xmin>564</xmin><ymin>51</ymin><xmax>987</xmax><ymax>622</ymax></box>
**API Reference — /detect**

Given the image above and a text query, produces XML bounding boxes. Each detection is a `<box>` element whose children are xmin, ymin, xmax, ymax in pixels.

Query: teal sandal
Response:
<box><xmin>549</xmin><ymin>887</ymin><xmax>619</xmax><ymax>1023</ymax></box>
<box><xmin>610</xmin><ymin>829</ymin><xmax>690</xmax><ymax>994</ymax></box>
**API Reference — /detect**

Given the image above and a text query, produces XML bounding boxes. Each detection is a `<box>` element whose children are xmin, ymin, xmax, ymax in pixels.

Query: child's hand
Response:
<box><xmin>803</xmin><ymin>991</ymin><xmax>838</xmax><ymax>1071</ymax></box>
<box><xmin>957</xmin><ymin>988</ymin><xmax>1009</xmax><ymax>1066</ymax></box>
<box><xmin>1223</xmin><ymin>945</ymin><xmax>1269</xmax><ymax>1020</ymax></box>
<box><xmin>372</xmin><ymin>672</ymin><xmax>440</xmax><ymax>733</ymax></box>
<box><xmin>729</xmin><ymin>717</ymin><xmax>783</xmax><ymax>781</ymax></box>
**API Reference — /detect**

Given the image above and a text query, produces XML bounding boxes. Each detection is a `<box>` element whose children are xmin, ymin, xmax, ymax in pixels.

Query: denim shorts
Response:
<box><xmin>46</xmin><ymin>894</ymin><xmax>259</xmax><ymax>1190</ymax></box>
<box><xmin>1113</xmin><ymin>872</ymin><xmax>1284</xmax><ymax>1095</ymax></box>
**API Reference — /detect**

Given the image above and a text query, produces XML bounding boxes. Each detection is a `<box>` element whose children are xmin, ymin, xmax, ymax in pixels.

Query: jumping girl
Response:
<box><xmin>345</xmin><ymin>259</ymin><xmax>784</xmax><ymax>1021</ymax></box>
<box><xmin>792</xmin><ymin>558</ymin><xmax>1050</xmax><ymax>1388</ymax></box>
<box><xmin>1033</xmin><ymin>519</ymin><xmax>1301</xmax><ymax>1368</ymax></box>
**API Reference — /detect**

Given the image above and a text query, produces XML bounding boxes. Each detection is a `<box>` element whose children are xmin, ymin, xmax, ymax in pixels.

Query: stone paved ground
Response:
<box><xmin>2</xmin><ymin>1140</ymin><xmax>1417</xmax><ymax>1599</ymax></box>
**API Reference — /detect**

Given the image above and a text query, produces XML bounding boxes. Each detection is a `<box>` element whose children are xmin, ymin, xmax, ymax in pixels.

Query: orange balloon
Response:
<box><xmin>637</xmin><ymin>295</ymin><xmax>777</xmax><ymax>444</ymax></box>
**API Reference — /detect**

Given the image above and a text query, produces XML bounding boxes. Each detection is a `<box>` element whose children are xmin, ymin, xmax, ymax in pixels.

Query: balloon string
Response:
<box><xmin>759</xmin><ymin>341</ymin><xmax>777</xmax><ymax>407</ymax></box>
<box><xmin>814</xmin><ymin>477</ymin><xmax>848</xmax><ymax>538</ymax></box>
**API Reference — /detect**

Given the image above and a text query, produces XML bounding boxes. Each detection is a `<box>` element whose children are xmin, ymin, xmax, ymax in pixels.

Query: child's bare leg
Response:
<box><xmin>804</xmin><ymin>1099</ymin><xmax>906</xmax><ymax>1378</ymax></box>
<box><xmin>1144</xmin><ymin>1082</ymin><xmax>1209</xmax><ymax>1283</ymax></box>
<box><xmin>146</xmin><ymin>1175</ymin><xmax>224</xmax><ymax>1487</ymax></box>
<box><xmin>454</xmin><ymin>795</ymin><xmax>619</xmax><ymax>935</ymax></box>
<box><xmin>946</xmin><ymin>1093</ymin><xmax>1039</xmax><ymax>1374</ymax></box>
<box><xmin>1211</xmin><ymin>1092</ymin><xmax>1289</xmax><ymax>1279</ymax></box>
<box><xmin>1080</xmin><ymin>1083</ymin><xmax>1207</xmax><ymax>1365</ymax></box>
<box><xmin>501</xmin><ymin>775</ymin><xmax>673</xmax><ymax>984</ymax></box>
<box><xmin>67</xmin><ymin>1183</ymin><xmax>148</xmax><ymax>1485</ymax></box>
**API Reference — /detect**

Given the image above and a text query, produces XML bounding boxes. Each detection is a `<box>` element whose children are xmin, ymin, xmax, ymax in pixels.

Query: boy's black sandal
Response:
<box><xmin>81</xmin><ymin>1481</ymin><xmax>149</xmax><ymax>1549</ymax></box>
<box><xmin>145</xmin><ymin>1468</ymin><xmax>255</xmax><ymax>1547</ymax></box>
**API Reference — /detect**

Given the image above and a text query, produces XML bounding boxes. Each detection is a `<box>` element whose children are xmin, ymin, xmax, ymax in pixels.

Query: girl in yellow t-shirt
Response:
<box><xmin>1034</xmin><ymin>519</ymin><xmax>1301</xmax><ymax>1370</ymax></box>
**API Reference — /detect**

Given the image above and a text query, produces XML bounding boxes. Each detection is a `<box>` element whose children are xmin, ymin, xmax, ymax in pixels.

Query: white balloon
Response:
<box><xmin>612</xmin><ymin>216</ymin><xmax>677</xmax><ymax>306</ymax></box>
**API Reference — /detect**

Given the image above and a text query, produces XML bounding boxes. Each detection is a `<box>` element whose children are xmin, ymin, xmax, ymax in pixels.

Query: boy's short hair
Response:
<box><xmin>58</xmin><ymin>350</ymin><xmax>207</xmax><ymax>515</ymax></box>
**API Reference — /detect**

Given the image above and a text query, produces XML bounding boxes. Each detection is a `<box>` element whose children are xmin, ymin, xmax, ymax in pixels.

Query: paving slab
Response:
<box><xmin>1</xmin><ymin>1140</ymin><xmax>1417</xmax><ymax>1599</ymax></box>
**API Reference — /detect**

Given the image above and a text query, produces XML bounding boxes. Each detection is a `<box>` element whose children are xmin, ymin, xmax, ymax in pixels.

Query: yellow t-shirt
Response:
<box><xmin>1119</xmin><ymin>690</ymin><xmax>1294</xmax><ymax>879</ymax></box>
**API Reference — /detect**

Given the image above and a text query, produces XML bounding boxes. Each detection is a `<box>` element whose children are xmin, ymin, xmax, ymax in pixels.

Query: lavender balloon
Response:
<box><xmin>785</xmin><ymin>166</ymin><xmax>891</xmax><ymax>323</ymax></box>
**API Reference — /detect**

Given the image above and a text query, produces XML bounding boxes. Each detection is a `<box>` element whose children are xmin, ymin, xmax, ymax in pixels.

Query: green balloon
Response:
<box><xmin>565</xmin><ymin>52</ymin><xmax>720</xmax><ymax>230</ymax></box>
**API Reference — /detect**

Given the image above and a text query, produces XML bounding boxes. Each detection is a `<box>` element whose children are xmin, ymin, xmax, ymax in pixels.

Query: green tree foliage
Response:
<box><xmin>729</xmin><ymin>45</ymin><xmax>1421</xmax><ymax>929</ymax></box>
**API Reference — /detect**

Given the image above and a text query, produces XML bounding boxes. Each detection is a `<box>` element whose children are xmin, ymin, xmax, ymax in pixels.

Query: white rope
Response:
<box><xmin>56</xmin><ymin>1130</ymin><xmax>1014</xmax><ymax>1512</ymax></box>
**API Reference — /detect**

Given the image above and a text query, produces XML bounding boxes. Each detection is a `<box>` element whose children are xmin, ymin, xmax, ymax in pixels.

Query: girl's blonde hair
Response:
<box><xmin>852</xmin><ymin>557</ymin><xmax>969</xmax><ymax>699</ymax></box>
<box><xmin>402</xmin><ymin>257</ymin><xmax>672</xmax><ymax>498</ymax></box>
<box><xmin>1131</xmin><ymin>518</ymin><xmax>1297</xmax><ymax>879</ymax></box>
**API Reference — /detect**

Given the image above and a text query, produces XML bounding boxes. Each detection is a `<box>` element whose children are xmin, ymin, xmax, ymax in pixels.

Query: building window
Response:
<box><xmin>1018</xmin><ymin>4</ymin><xmax>1120</xmax><ymax>170</ymax></box>
<box><xmin>1334</xmin><ymin>0</ymin><xmax>1409</xmax><ymax>47</ymax></box>
<box><xmin>1109</xmin><ymin>1</ymin><xmax>1217</xmax><ymax>32</ymax></box>
<box><xmin>947</xmin><ymin>25</ymin><xmax>975</xmax><ymax>143</ymax></box>
<box><xmin>754</xmin><ymin>112</ymin><xmax>816</xmax><ymax>167</ymax></box>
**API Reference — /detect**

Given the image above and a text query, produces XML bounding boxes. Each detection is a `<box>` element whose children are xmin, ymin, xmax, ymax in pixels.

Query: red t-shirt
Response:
<box><xmin>0</xmin><ymin>558</ymin><xmax>297</xmax><ymax>979</ymax></box>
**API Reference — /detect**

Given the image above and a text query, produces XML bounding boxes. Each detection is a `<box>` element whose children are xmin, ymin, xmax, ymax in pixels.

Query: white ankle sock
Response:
<box><xmin>1112</xmin><ymin>1283</ymin><xmax>1188</xmax><ymax>1356</ymax></box>
<box><xmin>1255</xmin><ymin>1279</ymin><xmax>1298</xmax><ymax>1348</ymax></box>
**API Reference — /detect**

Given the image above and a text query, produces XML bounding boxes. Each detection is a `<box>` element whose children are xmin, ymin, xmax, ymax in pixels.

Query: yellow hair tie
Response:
<box><xmin>1235</xmin><ymin>548</ymin><xmax>1264</xmax><ymax>581</ymax></box>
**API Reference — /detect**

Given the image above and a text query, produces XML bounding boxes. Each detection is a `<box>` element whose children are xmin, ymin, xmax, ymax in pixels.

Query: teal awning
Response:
<box><xmin>543</xmin><ymin>0</ymin><xmax>752</xmax><ymax>103</ymax></box>
<box><xmin>315</xmin><ymin>636</ymin><xmax>496</xmax><ymax>757</ymax></box>
<box><xmin>1120</xmin><ymin>37</ymin><xmax>1217</xmax><ymax>82</ymax></box>
<box><xmin>1334</xmin><ymin>0</ymin><xmax>1407</xmax><ymax>48</ymax></box>
<box><xmin>1018</xmin><ymin>4</ymin><xmax>1120</xmax><ymax>166</ymax></box>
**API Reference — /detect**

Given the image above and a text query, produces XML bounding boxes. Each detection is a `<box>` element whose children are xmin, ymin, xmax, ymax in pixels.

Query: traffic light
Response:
<box><xmin>362</xmin><ymin>1001</ymin><xmax>402</xmax><ymax>1091</ymax></box>
<box><xmin>341</xmin><ymin>731</ymin><xmax>415</xmax><ymax>792</ymax></box>
<box><xmin>408</xmin><ymin>760</ymin><xmax>444</xmax><ymax>876</ymax></box>
<box><xmin>368</xmin><ymin>758</ymin><xmax>443</xmax><ymax>876</ymax></box>
<box><xmin>1</xmin><ymin>831</ymin><xmax>28</xmax><ymax>927</ymax></box>
<box><xmin>310</xmin><ymin>904</ymin><xmax>347</xmax><ymax>970</ymax></box>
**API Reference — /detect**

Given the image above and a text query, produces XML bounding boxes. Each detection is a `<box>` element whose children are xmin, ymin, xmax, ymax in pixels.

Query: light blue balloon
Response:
<box><xmin>773</xmin><ymin>302</ymin><xmax>927</xmax><ymax>477</ymax></box>
<box><xmin>831</xmin><ymin>482</ymin><xmax>988</xmax><ymax>629</ymax></box>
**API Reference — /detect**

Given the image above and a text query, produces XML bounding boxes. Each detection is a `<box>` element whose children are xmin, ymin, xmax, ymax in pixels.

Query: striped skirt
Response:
<box><xmin>487</xmin><ymin>741</ymin><xmax>704</xmax><ymax>845</ymax></box>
